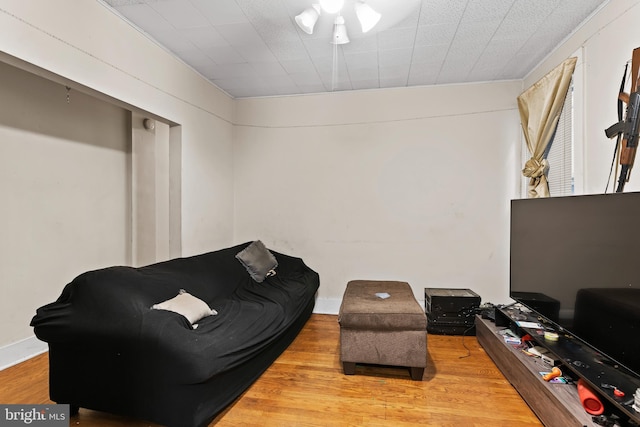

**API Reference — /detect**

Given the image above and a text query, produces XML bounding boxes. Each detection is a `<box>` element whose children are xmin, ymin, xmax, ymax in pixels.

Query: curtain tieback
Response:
<box><xmin>522</xmin><ymin>158</ymin><xmax>549</xmax><ymax>178</ymax></box>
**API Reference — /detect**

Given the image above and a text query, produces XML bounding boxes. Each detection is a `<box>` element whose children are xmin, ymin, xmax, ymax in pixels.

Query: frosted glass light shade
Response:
<box><xmin>355</xmin><ymin>1</ymin><xmax>381</xmax><ymax>33</ymax></box>
<box><xmin>295</xmin><ymin>4</ymin><xmax>321</xmax><ymax>35</ymax></box>
<box><xmin>331</xmin><ymin>15</ymin><xmax>349</xmax><ymax>44</ymax></box>
<box><xmin>319</xmin><ymin>0</ymin><xmax>344</xmax><ymax>14</ymax></box>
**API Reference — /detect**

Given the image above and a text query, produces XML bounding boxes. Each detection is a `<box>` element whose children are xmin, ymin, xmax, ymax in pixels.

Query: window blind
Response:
<box><xmin>546</xmin><ymin>82</ymin><xmax>574</xmax><ymax>196</ymax></box>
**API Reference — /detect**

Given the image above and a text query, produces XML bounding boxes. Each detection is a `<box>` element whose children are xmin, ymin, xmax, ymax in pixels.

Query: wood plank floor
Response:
<box><xmin>0</xmin><ymin>314</ymin><xmax>542</xmax><ymax>426</ymax></box>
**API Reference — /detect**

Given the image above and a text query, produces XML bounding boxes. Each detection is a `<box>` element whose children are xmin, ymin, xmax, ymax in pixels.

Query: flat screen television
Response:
<box><xmin>510</xmin><ymin>191</ymin><xmax>640</xmax><ymax>376</ymax></box>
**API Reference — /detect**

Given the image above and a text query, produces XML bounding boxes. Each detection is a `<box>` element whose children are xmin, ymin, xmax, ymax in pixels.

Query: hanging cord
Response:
<box><xmin>605</xmin><ymin>138</ymin><xmax>621</xmax><ymax>193</ymax></box>
<box><xmin>458</xmin><ymin>323</ymin><xmax>476</xmax><ymax>359</ymax></box>
<box><xmin>332</xmin><ymin>41</ymin><xmax>338</xmax><ymax>91</ymax></box>
<box><xmin>606</xmin><ymin>62</ymin><xmax>629</xmax><ymax>192</ymax></box>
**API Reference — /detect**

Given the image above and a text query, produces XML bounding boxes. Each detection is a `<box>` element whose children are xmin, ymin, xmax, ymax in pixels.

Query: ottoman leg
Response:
<box><xmin>409</xmin><ymin>367</ymin><xmax>424</xmax><ymax>381</ymax></box>
<box><xmin>343</xmin><ymin>362</ymin><xmax>356</xmax><ymax>375</ymax></box>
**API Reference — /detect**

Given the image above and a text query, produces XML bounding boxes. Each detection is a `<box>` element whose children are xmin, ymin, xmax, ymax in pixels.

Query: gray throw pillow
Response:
<box><xmin>235</xmin><ymin>240</ymin><xmax>278</xmax><ymax>283</ymax></box>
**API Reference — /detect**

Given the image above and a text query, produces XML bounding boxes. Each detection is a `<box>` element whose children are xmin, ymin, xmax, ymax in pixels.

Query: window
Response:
<box><xmin>546</xmin><ymin>81</ymin><xmax>574</xmax><ymax>196</ymax></box>
<box><xmin>521</xmin><ymin>80</ymin><xmax>574</xmax><ymax>197</ymax></box>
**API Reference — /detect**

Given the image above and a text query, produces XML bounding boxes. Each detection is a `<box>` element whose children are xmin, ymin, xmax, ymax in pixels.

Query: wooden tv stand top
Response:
<box><xmin>476</xmin><ymin>315</ymin><xmax>597</xmax><ymax>427</ymax></box>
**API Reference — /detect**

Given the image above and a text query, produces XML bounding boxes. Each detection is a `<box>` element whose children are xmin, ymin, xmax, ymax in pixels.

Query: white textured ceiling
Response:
<box><xmin>100</xmin><ymin>0</ymin><xmax>608</xmax><ymax>98</ymax></box>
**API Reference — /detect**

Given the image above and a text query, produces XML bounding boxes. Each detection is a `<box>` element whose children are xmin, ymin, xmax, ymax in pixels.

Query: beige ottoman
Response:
<box><xmin>338</xmin><ymin>280</ymin><xmax>427</xmax><ymax>380</ymax></box>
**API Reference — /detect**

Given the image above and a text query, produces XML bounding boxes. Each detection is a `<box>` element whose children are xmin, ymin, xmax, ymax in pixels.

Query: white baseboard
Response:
<box><xmin>312</xmin><ymin>297</ymin><xmax>341</xmax><ymax>315</ymax></box>
<box><xmin>0</xmin><ymin>336</ymin><xmax>48</xmax><ymax>371</ymax></box>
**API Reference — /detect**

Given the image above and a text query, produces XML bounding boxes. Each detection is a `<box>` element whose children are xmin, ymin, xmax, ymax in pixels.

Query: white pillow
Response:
<box><xmin>152</xmin><ymin>289</ymin><xmax>217</xmax><ymax>325</ymax></box>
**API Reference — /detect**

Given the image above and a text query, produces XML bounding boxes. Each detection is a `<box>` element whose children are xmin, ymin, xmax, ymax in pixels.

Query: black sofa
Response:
<box><xmin>31</xmin><ymin>242</ymin><xmax>320</xmax><ymax>427</ymax></box>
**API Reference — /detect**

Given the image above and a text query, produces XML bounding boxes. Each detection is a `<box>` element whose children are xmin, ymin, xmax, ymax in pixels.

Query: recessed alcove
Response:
<box><xmin>0</xmin><ymin>56</ymin><xmax>181</xmax><ymax>345</ymax></box>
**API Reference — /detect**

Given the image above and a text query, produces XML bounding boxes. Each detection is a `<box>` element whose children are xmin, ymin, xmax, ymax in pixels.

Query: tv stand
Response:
<box><xmin>476</xmin><ymin>314</ymin><xmax>596</xmax><ymax>427</ymax></box>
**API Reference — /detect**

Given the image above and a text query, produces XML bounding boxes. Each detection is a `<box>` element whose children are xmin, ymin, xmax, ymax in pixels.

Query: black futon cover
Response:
<box><xmin>31</xmin><ymin>242</ymin><xmax>319</xmax><ymax>427</ymax></box>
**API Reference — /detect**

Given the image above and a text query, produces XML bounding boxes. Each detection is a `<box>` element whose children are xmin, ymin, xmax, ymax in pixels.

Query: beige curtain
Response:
<box><xmin>518</xmin><ymin>57</ymin><xmax>577</xmax><ymax>198</ymax></box>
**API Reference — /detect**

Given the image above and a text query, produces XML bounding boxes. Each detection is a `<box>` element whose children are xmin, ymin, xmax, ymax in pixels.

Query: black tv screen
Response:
<box><xmin>510</xmin><ymin>192</ymin><xmax>640</xmax><ymax>374</ymax></box>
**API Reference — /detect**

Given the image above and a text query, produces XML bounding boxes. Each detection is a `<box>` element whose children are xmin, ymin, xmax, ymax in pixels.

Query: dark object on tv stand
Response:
<box><xmin>511</xmin><ymin>291</ymin><xmax>560</xmax><ymax>324</ymax></box>
<box><xmin>573</xmin><ymin>288</ymin><xmax>640</xmax><ymax>375</ymax></box>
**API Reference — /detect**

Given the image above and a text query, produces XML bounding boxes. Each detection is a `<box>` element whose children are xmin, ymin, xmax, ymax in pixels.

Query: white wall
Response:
<box><xmin>0</xmin><ymin>0</ymin><xmax>236</xmax><ymax>355</ymax></box>
<box><xmin>0</xmin><ymin>0</ymin><xmax>236</xmax><ymax>257</ymax></box>
<box><xmin>0</xmin><ymin>61</ymin><xmax>130</xmax><ymax>346</ymax></box>
<box><xmin>130</xmin><ymin>112</ymin><xmax>178</xmax><ymax>267</ymax></box>
<box><xmin>233</xmin><ymin>0</ymin><xmax>640</xmax><ymax>311</ymax></box>
<box><xmin>525</xmin><ymin>0</ymin><xmax>640</xmax><ymax>194</ymax></box>
<box><xmin>234</xmin><ymin>82</ymin><xmax>523</xmax><ymax>311</ymax></box>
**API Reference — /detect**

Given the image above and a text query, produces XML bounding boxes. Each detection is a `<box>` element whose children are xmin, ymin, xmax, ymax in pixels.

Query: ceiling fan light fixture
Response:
<box><xmin>331</xmin><ymin>15</ymin><xmax>349</xmax><ymax>44</ymax></box>
<box><xmin>319</xmin><ymin>0</ymin><xmax>344</xmax><ymax>14</ymax></box>
<box><xmin>355</xmin><ymin>1</ymin><xmax>381</xmax><ymax>33</ymax></box>
<box><xmin>295</xmin><ymin>4</ymin><xmax>321</xmax><ymax>35</ymax></box>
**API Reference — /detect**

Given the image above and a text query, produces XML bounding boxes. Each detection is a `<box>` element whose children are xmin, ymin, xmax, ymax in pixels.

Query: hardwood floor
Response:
<box><xmin>0</xmin><ymin>314</ymin><xmax>542</xmax><ymax>426</ymax></box>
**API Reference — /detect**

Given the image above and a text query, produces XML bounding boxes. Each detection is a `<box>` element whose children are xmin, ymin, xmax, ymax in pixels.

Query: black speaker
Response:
<box><xmin>425</xmin><ymin>288</ymin><xmax>481</xmax><ymax>335</ymax></box>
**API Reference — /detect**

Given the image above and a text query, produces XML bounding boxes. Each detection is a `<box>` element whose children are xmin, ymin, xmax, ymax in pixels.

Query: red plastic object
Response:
<box><xmin>577</xmin><ymin>379</ymin><xmax>604</xmax><ymax>415</ymax></box>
